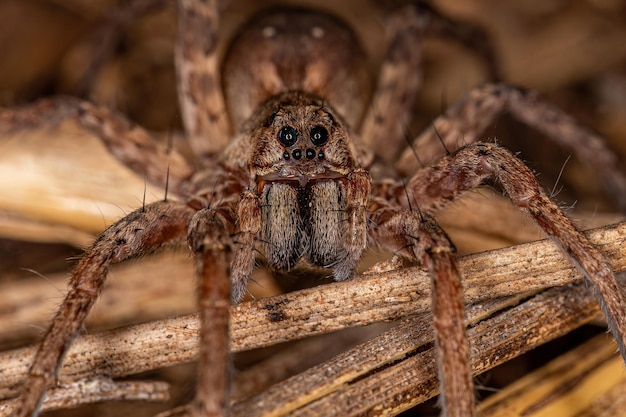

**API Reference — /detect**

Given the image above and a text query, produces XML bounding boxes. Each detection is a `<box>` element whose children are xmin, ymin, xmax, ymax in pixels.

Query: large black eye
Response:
<box><xmin>310</xmin><ymin>126</ymin><xmax>329</xmax><ymax>147</ymax></box>
<box><xmin>278</xmin><ymin>126</ymin><xmax>298</xmax><ymax>147</ymax></box>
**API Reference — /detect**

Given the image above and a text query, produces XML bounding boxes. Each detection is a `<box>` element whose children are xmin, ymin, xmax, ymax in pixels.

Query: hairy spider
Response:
<box><xmin>1</xmin><ymin>1</ymin><xmax>626</xmax><ymax>416</ymax></box>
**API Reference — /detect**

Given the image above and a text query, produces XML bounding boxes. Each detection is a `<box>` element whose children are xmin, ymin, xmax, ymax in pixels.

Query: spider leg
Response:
<box><xmin>370</xmin><ymin>206</ymin><xmax>474</xmax><ymax>417</ymax></box>
<box><xmin>395</xmin><ymin>84</ymin><xmax>626</xmax><ymax>211</ymax></box>
<box><xmin>0</xmin><ymin>97</ymin><xmax>193</xmax><ymax>193</ymax></box>
<box><xmin>403</xmin><ymin>142</ymin><xmax>626</xmax><ymax>358</ymax></box>
<box><xmin>188</xmin><ymin>208</ymin><xmax>232</xmax><ymax>417</ymax></box>
<box><xmin>187</xmin><ymin>191</ymin><xmax>260</xmax><ymax>416</ymax></box>
<box><xmin>360</xmin><ymin>5</ymin><xmax>423</xmax><ymax>164</ymax></box>
<box><xmin>14</xmin><ymin>200</ymin><xmax>195</xmax><ymax>417</ymax></box>
<box><xmin>177</xmin><ymin>0</ymin><xmax>231</xmax><ymax>158</ymax></box>
<box><xmin>359</xmin><ymin>5</ymin><xmax>500</xmax><ymax>165</ymax></box>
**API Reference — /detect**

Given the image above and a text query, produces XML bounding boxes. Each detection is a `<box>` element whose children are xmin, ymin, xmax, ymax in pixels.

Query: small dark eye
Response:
<box><xmin>310</xmin><ymin>126</ymin><xmax>329</xmax><ymax>147</ymax></box>
<box><xmin>278</xmin><ymin>126</ymin><xmax>298</xmax><ymax>147</ymax></box>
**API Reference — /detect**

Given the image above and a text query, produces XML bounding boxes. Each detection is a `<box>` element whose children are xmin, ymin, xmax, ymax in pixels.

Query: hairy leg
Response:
<box><xmin>395</xmin><ymin>84</ymin><xmax>626</xmax><ymax>211</ymax></box>
<box><xmin>188</xmin><ymin>208</ymin><xmax>233</xmax><ymax>417</ymax></box>
<box><xmin>177</xmin><ymin>0</ymin><xmax>231</xmax><ymax>158</ymax></box>
<box><xmin>398</xmin><ymin>142</ymin><xmax>626</xmax><ymax>358</ymax></box>
<box><xmin>359</xmin><ymin>5</ymin><xmax>423</xmax><ymax>164</ymax></box>
<box><xmin>371</xmin><ymin>140</ymin><xmax>626</xmax><ymax>415</ymax></box>
<box><xmin>359</xmin><ymin>4</ymin><xmax>500</xmax><ymax>165</ymax></box>
<box><xmin>0</xmin><ymin>97</ymin><xmax>193</xmax><ymax>193</ymax></box>
<box><xmin>15</xmin><ymin>201</ymin><xmax>194</xmax><ymax>417</ymax></box>
<box><xmin>370</xmin><ymin>206</ymin><xmax>473</xmax><ymax>417</ymax></box>
<box><xmin>186</xmin><ymin>190</ymin><xmax>260</xmax><ymax>416</ymax></box>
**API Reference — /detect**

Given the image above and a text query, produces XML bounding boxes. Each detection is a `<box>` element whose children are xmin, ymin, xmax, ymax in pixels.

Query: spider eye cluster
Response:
<box><xmin>279</xmin><ymin>125</ymin><xmax>329</xmax><ymax>161</ymax></box>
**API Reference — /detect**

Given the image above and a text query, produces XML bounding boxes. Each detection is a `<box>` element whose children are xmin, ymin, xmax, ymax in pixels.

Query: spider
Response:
<box><xmin>1</xmin><ymin>1</ymin><xmax>626</xmax><ymax>416</ymax></box>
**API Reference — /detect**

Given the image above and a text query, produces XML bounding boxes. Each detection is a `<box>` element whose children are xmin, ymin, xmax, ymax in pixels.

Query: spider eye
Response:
<box><xmin>310</xmin><ymin>126</ymin><xmax>329</xmax><ymax>147</ymax></box>
<box><xmin>278</xmin><ymin>126</ymin><xmax>298</xmax><ymax>147</ymax></box>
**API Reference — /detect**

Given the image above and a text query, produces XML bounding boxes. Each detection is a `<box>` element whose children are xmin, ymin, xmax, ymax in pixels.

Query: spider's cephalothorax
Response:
<box><xmin>210</xmin><ymin>9</ymin><xmax>374</xmax><ymax>283</ymax></box>
<box><xmin>221</xmin><ymin>8</ymin><xmax>373</xmax><ymax>131</ymax></box>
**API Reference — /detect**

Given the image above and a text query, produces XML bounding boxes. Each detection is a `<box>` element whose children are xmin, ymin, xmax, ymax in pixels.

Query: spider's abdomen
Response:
<box><xmin>223</xmin><ymin>8</ymin><xmax>372</xmax><ymax>131</ymax></box>
<box><xmin>260</xmin><ymin>180</ymin><xmax>348</xmax><ymax>273</ymax></box>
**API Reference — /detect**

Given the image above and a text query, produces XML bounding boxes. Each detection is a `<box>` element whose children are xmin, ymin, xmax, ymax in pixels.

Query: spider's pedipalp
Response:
<box><xmin>230</xmin><ymin>190</ymin><xmax>262</xmax><ymax>303</ymax></box>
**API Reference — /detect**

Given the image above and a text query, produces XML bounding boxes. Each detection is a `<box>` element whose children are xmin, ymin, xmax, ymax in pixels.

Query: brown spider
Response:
<box><xmin>1</xmin><ymin>1</ymin><xmax>626</xmax><ymax>416</ymax></box>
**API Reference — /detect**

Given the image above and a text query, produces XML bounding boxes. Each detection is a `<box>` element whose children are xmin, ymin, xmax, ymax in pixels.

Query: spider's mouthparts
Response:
<box><xmin>256</xmin><ymin>171</ymin><xmax>346</xmax><ymax>190</ymax></box>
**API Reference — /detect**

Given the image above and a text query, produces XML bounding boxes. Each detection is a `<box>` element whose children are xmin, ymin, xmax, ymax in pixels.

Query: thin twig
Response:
<box><xmin>0</xmin><ymin>377</ymin><xmax>169</xmax><ymax>414</ymax></box>
<box><xmin>242</xmin><ymin>280</ymin><xmax>608</xmax><ymax>416</ymax></box>
<box><xmin>479</xmin><ymin>333</ymin><xmax>625</xmax><ymax>416</ymax></box>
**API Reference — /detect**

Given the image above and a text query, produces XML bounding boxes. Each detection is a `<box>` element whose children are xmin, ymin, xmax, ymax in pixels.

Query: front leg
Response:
<box><xmin>370</xmin><ymin>207</ymin><xmax>473</xmax><ymax>417</ymax></box>
<box><xmin>403</xmin><ymin>142</ymin><xmax>626</xmax><ymax>360</ymax></box>
<box><xmin>14</xmin><ymin>201</ymin><xmax>194</xmax><ymax>417</ymax></box>
<box><xmin>187</xmin><ymin>208</ymin><xmax>232</xmax><ymax>417</ymax></box>
<box><xmin>187</xmin><ymin>191</ymin><xmax>260</xmax><ymax>416</ymax></box>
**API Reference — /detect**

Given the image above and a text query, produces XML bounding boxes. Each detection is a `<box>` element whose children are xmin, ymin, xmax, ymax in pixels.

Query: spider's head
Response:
<box><xmin>248</xmin><ymin>91</ymin><xmax>356</xmax><ymax>188</ymax></box>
